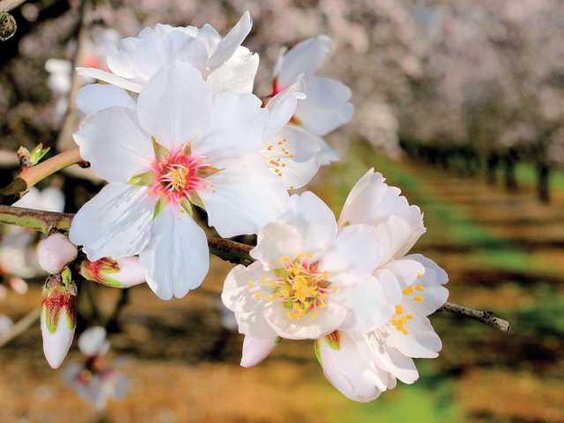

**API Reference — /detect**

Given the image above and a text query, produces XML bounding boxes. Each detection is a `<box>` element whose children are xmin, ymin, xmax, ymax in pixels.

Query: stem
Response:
<box><xmin>0</xmin><ymin>307</ymin><xmax>40</xmax><ymax>348</ymax></box>
<box><xmin>20</xmin><ymin>148</ymin><xmax>83</xmax><ymax>189</ymax></box>
<box><xmin>0</xmin><ymin>205</ymin><xmax>511</xmax><ymax>332</ymax></box>
<box><xmin>0</xmin><ymin>148</ymin><xmax>83</xmax><ymax>200</ymax></box>
<box><xmin>439</xmin><ymin>302</ymin><xmax>510</xmax><ymax>332</ymax></box>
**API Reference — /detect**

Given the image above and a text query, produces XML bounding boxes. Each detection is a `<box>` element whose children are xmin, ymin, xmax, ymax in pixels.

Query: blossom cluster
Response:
<box><xmin>28</xmin><ymin>12</ymin><xmax>447</xmax><ymax>402</ymax></box>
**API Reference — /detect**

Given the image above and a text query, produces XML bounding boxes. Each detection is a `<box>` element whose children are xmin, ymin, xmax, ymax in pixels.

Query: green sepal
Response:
<box><xmin>60</xmin><ymin>267</ymin><xmax>73</xmax><ymax>287</ymax></box>
<box><xmin>152</xmin><ymin>136</ymin><xmax>169</xmax><ymax>161</ymax></box>
<box><xmin>152</xmin><ymin>198</ymin><xmax>166</xmax><ymax>220</ymax></box>
<box><xmin>180</xmin><ymin>199</ymin><xmax>194</xmax><ymax>216</ymax></box>
<box><xmin>314</xmin><ymin>339</ymin><xmax>323</xmax><ymax>365</ymax></box>
<box><xmin>128</xmin><ymin>171</ymin><xmax>155</xmax><ymax>187</ymax></box>
<box><xmin>324</xmin><ymin>331</ymin><xmax>341</xmax><ymax>350</ymax></box>
<box><xmin>187</xmin><ymin>192</ymin><xmax>204</xmax><ymax>209</ymax></box>
<box><xmin>30</xmin><ymin>143</ymin><xmax>51</xmax><ymax>165</ymax></box>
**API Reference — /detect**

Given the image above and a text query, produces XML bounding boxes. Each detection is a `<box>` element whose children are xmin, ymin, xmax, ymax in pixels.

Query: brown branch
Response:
<box><xmin>0</xmin><ymin>205</ymin><xmax>511</xmax><ymax>332</ymax></box>
<box><xmin>56</xmin><ymin>0</ymin><xmax>88</xmax><ymax>151</ymax></box>
<box><xmin>0</xmin><ymin>307</ymin><xmax>40</xmax><ymax>348</ymax></box>
<box><xmin>439</xmin><ymin>302</ymin><xmax>510</xmax><ymax>332</ymax></box>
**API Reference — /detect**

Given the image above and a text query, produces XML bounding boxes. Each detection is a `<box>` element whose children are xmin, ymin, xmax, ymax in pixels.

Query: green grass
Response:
<box><xmin>516</xmin><ymin>162</ymin><xmax>564</xmax><ymax>191</ymax></box>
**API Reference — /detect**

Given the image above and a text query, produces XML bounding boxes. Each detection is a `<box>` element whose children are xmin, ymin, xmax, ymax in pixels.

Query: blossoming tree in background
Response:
<box><xmin>0</xmin><ymin>2</ymin><xmax>512</xmax><ymax>408</ymax></box>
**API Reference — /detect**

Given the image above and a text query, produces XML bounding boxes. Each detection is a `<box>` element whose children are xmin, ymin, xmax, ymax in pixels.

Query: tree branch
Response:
<box><xmin>0</xmin><ymin>307</ymin><xmax>40</xmax><ymax>348</ymax></box>
<box><xmin>0</xmin><ymin>205</ymin><xmax>511</xmax><ymax>332</ymax></box>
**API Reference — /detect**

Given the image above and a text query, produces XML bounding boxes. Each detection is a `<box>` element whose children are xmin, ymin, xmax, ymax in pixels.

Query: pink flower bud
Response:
<box><xmin>41</xmin><ymin>268</ymin><xmax>77</xmax><ymax>369</ymax></box>
<box><xmin>80</xmin><ymin>257</ymin><xmax>146</xmax><ymax>288</ymax></box>
<box><xmin>240</xmin><ymin>336</ymin><xmax>278</xmax><ymax>368</ymax></box>
<box><xmin>37</xmin><ymin>233</ymin><xmax>78</xmax><ymax>274</ymax></box>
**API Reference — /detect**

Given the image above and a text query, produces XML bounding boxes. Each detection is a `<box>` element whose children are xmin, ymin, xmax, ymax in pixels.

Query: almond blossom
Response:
<box><xmin>80</xmin><ymin>256</ymin><xmax>146</xmax><ymax>289</ymax></box>
<box><xmin>36</xmin><ymin>233</ymin><xmax>78</xmax><ymax>274</ymax></box>
<box><xmin>222</xmin><ymin>168</ymin><xmax>448</xmax><ymax>402</ymax></box>
<box><xmin>269</xmin><ymin>35</ymin><xmax>354</xmax><ymax>166</ymax></box>
<box><xmin>70</xmin><ymin>61</ymin><xmax>288</xmax><ymax>300</ymax></box>
<box><xmin>77</xmin><ymin>11</ymin><xmax>257</xmax><ymax>95</ymax></box>
<box><xmin>222</xmin><ymin>190</ymin><xmax>399</xmax><ymax>341</ymax></box>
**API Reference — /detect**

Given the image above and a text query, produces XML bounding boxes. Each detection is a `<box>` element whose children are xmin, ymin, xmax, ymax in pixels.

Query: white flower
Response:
<box><xmin>70</xmin><ymin>61</ymin><xmax>288</xmax><ymax>300</ymax></box>
<box><xmin>77</xmin><ymin>12</ymin><xmax>257</xmax><ymax>95</ymax></box>
<box><xmin>78</xmin><ymin>326</ymin><xmax>110</xmax><ymax>357</ymax></box>
<box><xmin>223</xmin><ymin>168</ymin><xmax>448</xmax><ymax>402</ymax></box>
<box><xmin>270</xmin><ymin>36</ymin><xmax>354</xmax><ymax>165</ymax></box>
<box><xmin>37</xmin><ymin>233</ymin><xmax>78</xmax><ymax>274</ymax></box>
<box><xmin>222</xmin><ymin>191</ymin><xmax>396</xmax><ymax>341</ymax></box>
<box><xmin>13</xmin><ymin>186</ymin><xmax>65</xmax><ymax>213</ymax></box>
<box><xmin>316</xmin><ymin>169</ymin><xmax>449</xmax><ymax>399</ymax></box>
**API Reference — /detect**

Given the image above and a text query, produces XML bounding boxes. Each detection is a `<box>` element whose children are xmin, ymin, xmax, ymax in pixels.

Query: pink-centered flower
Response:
<box><xmin>70</xmin><ymin>61</ymin><xmax>288</xmax><ymax>300</ymax></box>
<box><xmin>269</xmin><ymin>36</ymin><xmax>354</xmax><ymax>166</ymax></box>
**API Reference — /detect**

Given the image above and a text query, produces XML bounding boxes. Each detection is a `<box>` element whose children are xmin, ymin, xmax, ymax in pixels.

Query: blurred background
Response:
<box><xmin>1</xmin><ymin>0</ymin><xmax>563</xmax><ymax>421</ymax></box>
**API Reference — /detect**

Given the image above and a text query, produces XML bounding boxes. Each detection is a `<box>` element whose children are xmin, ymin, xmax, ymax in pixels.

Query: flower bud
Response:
<box><xmin>41</xmin><ymin>268</ymin><xmax>77</xmax><ymax>369</ymax></box>
<box><xmin>78</xmin><ymin>326</ymin><xmax>110</xmax><ymax>357</ymax></box>
<box><xmin>37</xmin><ymin>233</ymin><xmax>78</xmax><ymax>274</ymax></box>
<box><xmin>80</xmin><ymin>257</ymin><xmax>146</xmax><ymax>288</ymax></box>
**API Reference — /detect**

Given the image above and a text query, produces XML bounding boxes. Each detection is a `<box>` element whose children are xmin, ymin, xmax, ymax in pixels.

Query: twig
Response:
<box><xmin>439</xmin><ymin>302</ymin><xmax>510</xmax><ymax>332</ymax></box>
<box><xmin>56</xmin><ymin>0</ymin><xmax>88</xmax><ymax>151</ymax></box>
<box><xmin>0</xmin><ymin>0</ymin><xmax>26</xmax><ymax>12</ymax></box>
<box><xmin>0</xmin><ymin>205</ymin><xmax>511</xmax><ymax>332</ymax></box>
<box><xmin>0</xmin><ymin>307</ymin><xmax>40</xmax><ymax>348</ymax></box>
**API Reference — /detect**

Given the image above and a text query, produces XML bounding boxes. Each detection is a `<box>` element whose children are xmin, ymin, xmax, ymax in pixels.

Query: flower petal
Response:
<box><xmin>320</xmin><ymin>224</ymin><xmax>381</xmax><ymax>286</ymax></box>
<box><xmin>137</xmin><ymin>61</ymin><xmax>213</xmax><ymax>149</ymax></box>
<box><xmin>199</xmin><ymin>154</ymin><xmax>288</xmax><ymax>238</ymax></box>
<box><xmin>207</xmin><ymin>47</ymin><xmax>259</xmax><ymax>94</ymax></box>
<box><xmin>387</xmin><ymin>312</ymin><xmax>442</xmax><ymax>359</ymax></box>
<box><xmin>74</xmin><ymin>107</ymin><xmax>154</xmax><ymax>182</ymax></box>
<box><xmin>265</xmin><ymin>80</ymin><xmax>306</xmax><ymax>138</ymax></box>
<box><xmin>69</xmin><ymin>183</ymin><xmax>154</xmax><ymax>260</ymax></box>
<box><xmin>403</xmin><ymin>254</ymin><xmax>449</xmax><ymax>316</ymax></box>
<box><xmin>207</xmin><ymin>11</ymin><xmax>252</xmax><ymax>70</ymax></box>
<box><xmin>76</xmin><ymin>67</ymin><xmax>143</xmax><ymax>92</ymax></box>
<box><xmin>278</xmin><ymin>191</ymin><xmax>338</xmax><ymax>254</ymax></box>
<box><xmin>76</xmin><ymin>84</ymin><xmax>136</xmax><ymax>115</ymax></box>
<box><xmin>339</xmin><ymin>168</ymin><xmax>425</xmax><ymax>255</ymax></box>
<box><xmin>139</xmin><ymin>209</ymin><xmax>209</xmax><ymax>300</ymax></box>
<box><xmin>222</xmin><ymin>262</ymin><xmax>272</xmax><ymax>313</ymax></box>
<box><xmin>264</xmin><ymin>301</ymin><xmax>347</xmax><ymax>340</ymax></box>
<box><xmin>317</xmin><ymin>331</ymin><xmax>392</xmax><ymax>402</ymax></box>
<box><xmin>78</xmin><ymin>326</ymin><xmax>110</xmax><ymax>357</ymax></box>
<box><xmin>192</xmin><ymin>93</ymin><xmax>267</xmax><ymax>161</ymax></box>
<box><xmin>296</xmin><ymin>76</ymin><xmax>353</xmax><ymax>136</ymax></box>
<box><xmin>251</xmin><ymin>222</ymin><xmax>304</xmax><ymax>270</ymax></box>
<box><xmin>240</xmin><ymin>335</ymin><xmax>277</xmax><ymax>368</ymax></box>
<box><xmin>276</xmin><ymin>35</ymin><xmax>332</xmax><ymax>88</ymax></box>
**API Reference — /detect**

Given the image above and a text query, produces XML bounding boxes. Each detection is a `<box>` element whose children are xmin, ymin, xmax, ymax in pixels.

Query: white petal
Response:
<box><xmin>251</xmin><ymin>222</ymin><xmax>304</xmax><ymax>270</ymax></box>
<box><xmin>74</xmin><ymin>107</ymin><xmax>154</xmax><ymax>182</ymax></box>
<box><xmin>370</xmin><ymin>340</ymin><xmax>419</xmax><ymax>385</ymax></box>
<box><xmin>192</xmin><ymin>93</ymin><xmax>267</xmax><ymax>160</ymax></box>
<box><xmin>76</xmin><ymin>84</ymin><xmax>136</xmax><ymax>115</ymax></box>
<box><xmin>111</xmin><ymin>257</ymin><xmax>147</xmax><ymax>288</ymax></box>
<box><xmin>317</xmin><ymin>331</ymin><xmax>390</xmax><ymax>402</ymax></box>
<box><xmin>384</xmin><ymin>258</ymin><xmax>426</xmax><ymax>289</ymax></box>
<box><xmin>265</xmin><ymin>80</ymin><xmax>306</xmax><ymax>138</ymax></box>
<box><xmin>76</xmin><ymin>67</ymin><xmax>143</xmax><ymax>92</ymax></box>
<box><xmin>38</xmin><ymin>187</ymin><xmax>66</xmax><ymax>212</ymax></box>
<box><xmin>340</xmin><ymin>272</ymin><xmax>400</xmax><ymax>333</ymax></box>
<box><xmin>240</xmin><ymin>335</ymin><xmax>277</xmax><ymax>368</ymax></box>
<box><xmin>387</xmin><ymin>313</ymin><xmax>442</xmax><ymax>358</ymax></box>
<box><xmin>278</xmin><ymin>191</ymin><xmax>338</xmax><ymax>254</ymax></box>
<box><xmin>139</xmin><ymin>209</ymin><xmax>209</xmax><ymax>300</ymax></box>
<box><xmin>276</xmin><ymin>36</ymin><xmax>332</xmax><ymax>88</ymax></box>
<box><xmin>78</xmin><ymin>326</ymin><xmax>109</xmax><ymax>356</ymax></box>
<box><xmin>373</xmin><ymin>216</ymin><xmax>416</xmax><ymax>266</ymax></box>
<box><xmin>37</xmin><ymin>233</ymin><xmax>78</xmax><ymax>274</ymax></box>
<box><xmin>199</xmin><ymin>154</ymin><xmax>288</xmax><ymax>238</ymax></box>
<box><xmin>207</xmin><ymin>11</ymin><xmax>252</xmax><ymax>71</ymax></box>
<box><xmin>339</xmin><ymin>169</ymin><xmax>425</xmax><ymax>254</ymax></box>
<box><xmin>320</xmin><ymin>224</ymin><xmax>381</xmax><ymax>286</ymax></box>
<box><xmin>221</xmin><ymin>262</ymin><xmax>272</xmax><ymax>313</ymax></box>
<box><xmin>403</xmin><ymin>255</ymin><xmax>449</xmax><ymax>316</ymax></box>
<box><xmin>137</xmin><ymin>61</ymin><xmax>212</xmax><ymax>149</ymax></box>
<box><xmin>41</xmin><ymin>308</ymin><xmax>75</xmax><ymax>369</ymax></box>
<box><xmin>207</xmin><ymin>47</ymin><xmax>259</xmax><ymax>94</ymax></box>
<box><xmin>296</xmin><ymin>76</ymin><xmax>353</xmax><ymax>136</ymax></box>
<box><xmin>69</xmin><ymin>183</ymin><xmax>154</xmax><ymax>260</ymax></box>
<box><xmin>264</xmin><ymin>301</ymin><xmax>347</xmax><ymax>340</ymax></box>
